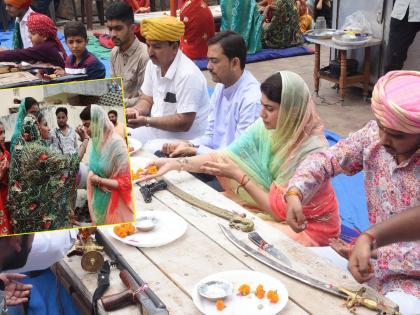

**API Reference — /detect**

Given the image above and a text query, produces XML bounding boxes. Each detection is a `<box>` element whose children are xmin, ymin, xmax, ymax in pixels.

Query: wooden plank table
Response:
<box><xmin>306</xmin><ymin>37</ymin><xmax>382</xmax><ymax>105</ymax></box>
<box><xmin>55</xmin><ymin>149</ymin><xmax>396</xmax><ymax>314</ymax></box>
<box><xmin>0</xmin><ymin>71</ymin><xmax>88</xmax><ymax>89</ymax></box>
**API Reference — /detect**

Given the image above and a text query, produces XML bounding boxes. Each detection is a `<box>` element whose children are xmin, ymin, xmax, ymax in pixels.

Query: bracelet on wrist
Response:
<box><xmin>236</xmin><ymin>174</ymin><xmax>250</xmax><ymax>194</ymax></box>
<box><xmin>285</xmin><ymin>187</ymin><xmax>303</xmax><ymax>202</ymax></box>
<box><xmin>360</xmin><ymin>231</ymin><xmax>377</xmax><ymax>250</ymax></box>
<box><xmin>145</xmin><ymin>116</ymin><xmax>151</xmax><ymax>127</ymax></box>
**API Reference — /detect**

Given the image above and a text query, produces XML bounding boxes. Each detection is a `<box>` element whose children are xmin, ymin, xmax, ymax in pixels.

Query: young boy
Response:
<box><xmin>55</xmin><ymin>21</ymin><xmax>106</xmax><ymax>80</ymax></box>
<box><xmin>0</xmin><ymin>12</ymin><xmax>66</xmax><ymax>68</ymax></box>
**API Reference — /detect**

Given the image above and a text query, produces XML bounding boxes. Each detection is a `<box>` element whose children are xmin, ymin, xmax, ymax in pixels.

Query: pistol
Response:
<box><xmin>138</xmin><ymin>180</ymin><xmax>167</xmax><ymax>203</ymax></box>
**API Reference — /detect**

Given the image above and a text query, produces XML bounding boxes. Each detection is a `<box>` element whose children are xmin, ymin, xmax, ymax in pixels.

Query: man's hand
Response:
<box><xmin>135</xmin><ymin>6</ymin><xmax>150</xmax><ymax>13</ymax></box>
<box><xmin>348</xmin><ymin>234</ymin><xmax>375</xmax><ymax>283</ymax></box>
<box><xmin>75</xmin><ymin>125</ymin><xmax>88</xmax><ymax>141</ymax></box>
<box><xmin>127</xmin><ymin>115</ymin><xmax>147</xmax><ymax>128</ymax></box>
<box><xmin>126</xmin><ymin>108</ymin><xmax>147</xmax><ymax>128</ymax></box>
<box><xmin>0</xmin><ymin>273</ymin><xmax>32</xmax><ymax>306</ymax></box>
<box><xmin>125</xmin><ymin>107</ymin><xmax>138</xmax><ymax>120</ymax></box>
<box><xmin>162</xmin><ymin>142</ymin><xmax>197</xmax><ymax>157</ymax></box>
<box><xmin>285</xmin><ymin>194</ymin><xmax>307</xmax><ymax>233</ymax></box>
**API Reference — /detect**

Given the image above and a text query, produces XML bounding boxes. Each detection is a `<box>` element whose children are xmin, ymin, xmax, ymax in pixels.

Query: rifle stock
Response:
<box><xmin>101</xmin><ymin>289</ymin><xmax>134</xmax><ymax>311</ymax></box>
<box><xmin>95</xmin><ymin>229</ymin><xmax>169</xmax><ymax>315</ymax></box>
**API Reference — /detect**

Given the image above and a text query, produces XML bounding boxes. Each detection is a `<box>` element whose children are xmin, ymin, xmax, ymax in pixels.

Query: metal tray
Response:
<box><xmin>304</xmin><ymin>29</ymin><xmax>343</xmax><ymax>39</ymax></box>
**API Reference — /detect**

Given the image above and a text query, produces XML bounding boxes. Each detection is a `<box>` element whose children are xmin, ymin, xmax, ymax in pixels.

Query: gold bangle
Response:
<box><xmin>285</xmin><ymin>188</ymin><xmax>303</xmax><ymax>202</ymax></box>
<box><xmin>145</xmin><ymin>117</ymin><xmax>151</xmax><ymax>127</ymax></box>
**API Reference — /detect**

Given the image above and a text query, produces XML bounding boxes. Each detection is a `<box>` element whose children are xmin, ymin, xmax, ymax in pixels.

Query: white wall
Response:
<box><xmin>0</xmin><ymin>86</ymin><xmax>45</xmax><ymax>116</ymax></box>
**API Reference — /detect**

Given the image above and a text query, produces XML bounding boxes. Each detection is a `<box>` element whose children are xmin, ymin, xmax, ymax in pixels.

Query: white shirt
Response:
<box><xmin>16</xmin><ymin>7</ymin><xmax>34</xmax><ymax>49</ymax></box>
<box><xmin>194</xmin><ymin>70</ymin><xmax>261</xmax><ymax>154</ymax></box>
<box><xmin>391</xmin><ymin>0</ymin><xmax>420</xmax><ymax>22</ymax></box>
<box><xmin>7</xmin><ymin>230</ymin><xmax>77</xmax><ymax>273</ymax></box>
<box><xmin>140</xmin><ymin>50</ymin><xmax>209</xmax><ymax>141</ymax></box>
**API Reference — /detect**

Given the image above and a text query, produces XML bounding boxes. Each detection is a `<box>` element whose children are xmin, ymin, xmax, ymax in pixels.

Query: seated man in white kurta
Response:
<box><xmin>126</xmin><ymin>16</ymin><xmax>209</xmax><ymax>152</ymax></box>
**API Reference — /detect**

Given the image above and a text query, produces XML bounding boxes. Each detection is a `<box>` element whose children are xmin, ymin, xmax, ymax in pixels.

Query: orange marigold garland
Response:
<box><xmin>131</xmin><ymin>165</ymin><xmax>158</xmax><ymax>180</ymax></box>
<box><xmin>113</xmin><ymin>222</ymin><xmax>136</xmax><ymax>238</ymax></box>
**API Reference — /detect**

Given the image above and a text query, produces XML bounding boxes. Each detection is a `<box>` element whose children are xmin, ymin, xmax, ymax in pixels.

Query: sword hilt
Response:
<box><xmin>339</xmin><ymin>287</ymin><xmax>401</xmax><ymax>315</ymax></box>
<box><xmin>248</xmin><ymin>231</ymin><xmax>269</xmax><ymax>249</ymax></box>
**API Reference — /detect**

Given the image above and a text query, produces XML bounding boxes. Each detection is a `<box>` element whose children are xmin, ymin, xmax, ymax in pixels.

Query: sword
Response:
<box><xmin>220</xmin><ymin>224</ymin><xmax>401</xmax><ymax>315</ymax></box>
<box><xmin>248</xmin><ymin>231</ymin><xmax>292</xmax><ymax>268</ymax></box>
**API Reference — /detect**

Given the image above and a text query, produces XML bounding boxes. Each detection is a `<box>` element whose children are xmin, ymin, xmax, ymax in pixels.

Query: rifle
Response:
<box><xmin>95</xmin><ymin>229</ymin><xmax>169</xmax><ymax>315</ymax></box>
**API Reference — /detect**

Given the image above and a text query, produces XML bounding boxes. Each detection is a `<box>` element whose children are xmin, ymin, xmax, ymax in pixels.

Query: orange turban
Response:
<box><xmin>141</xmin><ymin>16</ymin><xmax>185</xmax><ymax>41</ymax></box>
<box><xmin>4</xmin><ymin>0</ymin><xmax>31</xmax><ymax>9</ymax></box>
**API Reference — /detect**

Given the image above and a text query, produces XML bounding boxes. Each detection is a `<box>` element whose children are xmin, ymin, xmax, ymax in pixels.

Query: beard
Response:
<box><xmin>2</xmin><ymin>237</ymin><xmax>31</xmax><ymax>271</ymax></box>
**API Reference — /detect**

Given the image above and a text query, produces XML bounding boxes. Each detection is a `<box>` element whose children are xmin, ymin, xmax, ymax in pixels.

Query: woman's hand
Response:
<box><xmin>348</xmin><ymin>234</ymin><xmax>375</xmax><ymax>283</ymax></box>
<box><xmin>140</xmin><ymin>158</ymin><xmax>177</xmax><ymax>182</ymax></box>
<box><xmin>0</xmin><ymin>158</ymin><xmax>9</xmax><ymax>180</ymax></box>
<box><xmin>285</xmin><ymin>194</ymin><xmax>307</xmax><ymax>232</ymax></box>
<box><xmin>200</xmin><ymin>155</ymin><xmax>243</xmax><ymax>182</ymax></box>
<box><xmin>89</xmin><ymin>172</ymin><xmax>111</xmax><ymax>192</ymax></box>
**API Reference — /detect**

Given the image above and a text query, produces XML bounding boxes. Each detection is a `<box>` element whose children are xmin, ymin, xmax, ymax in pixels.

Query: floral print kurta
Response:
<box><xmin>8</xmin><ymin>115</ymin><xmax>80</xmax><ymax>233</ymax></box>
<box><xmin>262</xmin><ymin>0</ymin><xmax>304</xmax><ymax>48</ymax></box>
<box><xmin>288</xmin><ymin>120</ymin><xmax>420</xmax><ymax>297</ymax></box>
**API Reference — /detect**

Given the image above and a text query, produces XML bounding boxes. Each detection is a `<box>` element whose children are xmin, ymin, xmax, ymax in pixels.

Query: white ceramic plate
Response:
<box><xmin>193</xmin><ymin>270</ymin><xmax>288</xmax><ymax>315</ymax></box>
<box><xmin>108</xmin><ymin>211</ymin><xmax>188</xmax><ymax>247</ymax></box>
<box><xmin>128</xmin><ymin>137</ymin><xmax>142</xmax><ymax>155</ymax></box>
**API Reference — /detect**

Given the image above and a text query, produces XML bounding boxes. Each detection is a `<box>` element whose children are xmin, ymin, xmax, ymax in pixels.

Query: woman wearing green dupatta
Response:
<box><xmin>82</xmin><ymin>105</ymin><xmax>134</xmax><ymax>225</ymax></box>
<box><xmin>141</xmin><ymin>71</ymin><xmax>340</xmax><ymax>246</ymax></box>
<box><xmin>10</xmin><ymin>97</ymin><xmax>40</xmax><ymax>154</ymax></box>
<box><xmin>8</xmin><ymin>113</ymin><xmax>80</xmax><ymax>233</ymax></box>
<box><xmin>220</xmin><ymin>0</ymin><xmax>263</xmax><ymax>54</ymax></box>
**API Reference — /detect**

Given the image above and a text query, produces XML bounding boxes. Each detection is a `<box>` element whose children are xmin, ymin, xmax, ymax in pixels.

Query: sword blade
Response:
<box><xmin>220</xmin><ymin>224</ymin><xmax>347</xmax><ymax>299</ymax></box>
<box><xmin>248</xmin><ymin>231</ymin><xmax>292</xmax><ymax>268</ymax></box>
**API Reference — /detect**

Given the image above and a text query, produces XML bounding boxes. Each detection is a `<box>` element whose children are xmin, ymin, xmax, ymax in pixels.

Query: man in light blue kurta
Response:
<box><xmin>164</xmin><ymin>31</ymin><xmax>261</xmax><ymax>157</ymax></box>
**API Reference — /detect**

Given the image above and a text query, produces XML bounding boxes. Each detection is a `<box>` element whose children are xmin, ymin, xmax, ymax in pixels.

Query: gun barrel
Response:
<box><xmin>95</xmin><ymin>230</ymin><xmax>167</xmax><ymax>311</ymax></box>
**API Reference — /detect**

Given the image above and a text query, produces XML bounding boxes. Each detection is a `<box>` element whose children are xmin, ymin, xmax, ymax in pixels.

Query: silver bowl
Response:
<box><xmin>198</xmin><ymin>280</ymin><xmax>233</xmax><ymax>301</ymax></box>
<box><xmin>136</xmin><ymin>216</ymin><xmax>158</xmax><ymax>232</ymax></box>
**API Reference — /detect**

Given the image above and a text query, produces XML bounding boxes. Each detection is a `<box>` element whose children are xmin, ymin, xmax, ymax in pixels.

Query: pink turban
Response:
<box><xmin>371</xmin><ymin>70</ymin><xmax>420</xmax><ymax>134</ymax></box>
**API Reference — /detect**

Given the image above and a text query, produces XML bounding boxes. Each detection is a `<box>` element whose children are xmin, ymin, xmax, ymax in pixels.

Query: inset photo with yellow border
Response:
<box><xmin>0</xmin><ymin>78</ymin><xmax>135</xmax><ymax>235</ymax></box>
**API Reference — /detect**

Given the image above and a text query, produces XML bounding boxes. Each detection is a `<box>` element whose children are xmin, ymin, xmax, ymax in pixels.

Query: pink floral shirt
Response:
<box><xmin>288</xmin><ymin>120</ymin><xmax>420</xmax><ymax>297</ymax></box>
